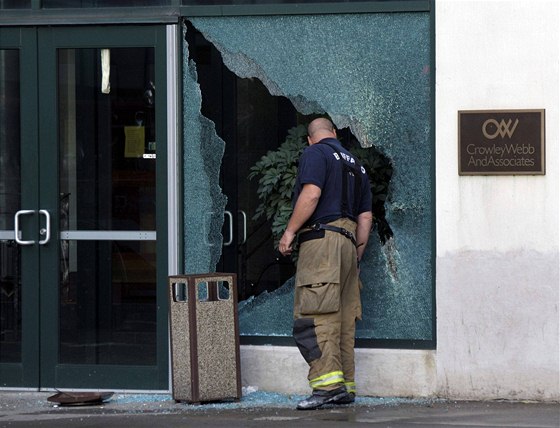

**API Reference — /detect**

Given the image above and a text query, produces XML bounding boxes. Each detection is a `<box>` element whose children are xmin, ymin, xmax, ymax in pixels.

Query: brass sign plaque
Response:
<box><xmin>458</xmin><ymin>109</ymin><xmax>545</xmax><ymax>175</ymax></box>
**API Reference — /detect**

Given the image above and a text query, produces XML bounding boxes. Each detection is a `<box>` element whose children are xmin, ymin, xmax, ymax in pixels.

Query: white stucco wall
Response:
<box><xmin>435</xmin><ymin>0</ymin><xmax>559</xmax><ymax>400</ymax></box>
<box><xmin>239</xmin><ymin>0</ymin><xmax>559</xmax><ymax>402</ymax></box>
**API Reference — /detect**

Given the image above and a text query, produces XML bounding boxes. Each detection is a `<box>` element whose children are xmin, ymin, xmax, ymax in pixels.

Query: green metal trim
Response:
<box><xmin>0</xmin><ymin>364</ymin><xmax>24</xmax><ymax>387</ymax></box>
<box><xmin>0</xmin><ymin>27</ymin><xmax>22</xmax><ymax>46</ymax></box>
<box><xmin>183</xmin><ymin>1</ymin><xmax>431</xmax><ymax>16</ymax></box>
<box><xmin>0</xmin><ymin>2</ymin><xmax>430</xmax><ymax>26</ymax></box>
<box><xmin>0</xmin><ymin>7</ymin><xmax>181</xmax><ymax>26</ymax></box>
<box><xmin>53</xmin><ymin>365</ymin><xmax>164</xmax><ymax>390</ymax></box>
<box><xmin>36</xmin><ymin>26</ymin><xmax>61</xmax><ymax>388</ymax></box>
<box><xmin>39</xmin><ymin>25</ymin><xmax>169</xmax><ymax>47</ymax></box>
<box><xmin>19</xmin><ymin>27</ymin><xmax>42</xmax><ymax>388</ymax></box>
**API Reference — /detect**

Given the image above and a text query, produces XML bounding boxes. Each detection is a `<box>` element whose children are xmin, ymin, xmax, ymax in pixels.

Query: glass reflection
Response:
<box><xmin>0</xmin><ymin>50</ymin><xmax>20</xmax><ymax>231</ymax></box>
<box><xmin>59</xmin><ymin>240</ymin><xmax>157</xmax><ymax>365</ymax></box>
<box><xmin>0</xmin><ymin>242</ymin><xmax>21</xmax><ymax>363</ymax></box>
<box><xmin>58</xmin><ymin>48</ymin><xmax>157</xmax><ymax>365</ymax></box>
<box><xmin>58</xmin><ymin>48</ymin><xmax>156</xmax><ymax>232</ymax></box>
<box><xmin>0</xmin><ymin>49</ymin><xmax>21</xmax><ymax>363</ymax></box>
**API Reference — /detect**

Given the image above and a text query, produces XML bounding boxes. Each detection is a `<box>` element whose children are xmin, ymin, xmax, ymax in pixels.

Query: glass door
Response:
<box><xmin>0</xmin><ymin>26</ymin><xmax>169</xmax><ymax>390</ymax></box>
<box><xmin>0</xmin><ymin>27</ymin><xmax>40</xmax><ymax>388</ymax></box>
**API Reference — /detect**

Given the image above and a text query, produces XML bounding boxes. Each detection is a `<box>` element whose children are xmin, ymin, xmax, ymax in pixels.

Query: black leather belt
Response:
<box><xmin>298</xmin><ymin>223</ymin><xmax>357</xmax><ymax>247</ymax></box>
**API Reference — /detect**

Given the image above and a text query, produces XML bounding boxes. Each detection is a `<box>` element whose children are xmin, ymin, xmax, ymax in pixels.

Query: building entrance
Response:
<box><xmin>0</xmin><ymin>26</ymin><xmax>170</xmax><ymax>390</ymax></box>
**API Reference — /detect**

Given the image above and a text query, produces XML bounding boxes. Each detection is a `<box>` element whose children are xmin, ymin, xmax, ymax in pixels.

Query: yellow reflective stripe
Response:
<box><xmin>345</xmin><ymin>381</ymin><xmax>356</xmax><ymax>393</ymax></box>
<box><xmin>309</xmin><ymin>371</ymin><xmax>345</xmax><ymax>389</ymax></box>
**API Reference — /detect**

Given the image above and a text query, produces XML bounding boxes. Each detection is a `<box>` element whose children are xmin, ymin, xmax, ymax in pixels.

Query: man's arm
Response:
<box><xmin>356</xmin><ymin>211</ymin><xmax>373</xmax><ymax>263</ymax></box>
<box><xmin>278</xmin><ymin>183</ymin><xmax>321</xmax><ymax>256</ymax></box>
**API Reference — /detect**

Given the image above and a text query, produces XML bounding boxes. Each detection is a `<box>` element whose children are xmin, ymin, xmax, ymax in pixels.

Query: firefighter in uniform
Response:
<box><xmin>279</xmin><ymin>117</ymin><xmax>373</xmax><ymax>410</ymax></box>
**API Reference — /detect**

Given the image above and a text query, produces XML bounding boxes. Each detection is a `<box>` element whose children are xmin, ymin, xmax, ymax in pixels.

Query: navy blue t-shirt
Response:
<box><xmin>293</xmin><ymin>137</ymin><xmax>372</xmax><ymax>225</ymax></box>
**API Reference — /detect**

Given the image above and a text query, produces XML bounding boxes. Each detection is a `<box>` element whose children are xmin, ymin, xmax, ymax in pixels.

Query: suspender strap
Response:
<box><xmin>298</xmin><ymin>141</ymin><xmax>363</xmax><ymax>247</ymax></box>
<box><xmin>318</xmin><ymin>141</ymin><xmax>362</xmax><ymax>219</ymax></box>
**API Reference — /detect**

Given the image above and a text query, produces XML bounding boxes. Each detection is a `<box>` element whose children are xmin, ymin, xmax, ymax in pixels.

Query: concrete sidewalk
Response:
<box><xmin>0</xmin><ymin>391</ymin><xmax>558</xmax><ymax>427</ymax></box>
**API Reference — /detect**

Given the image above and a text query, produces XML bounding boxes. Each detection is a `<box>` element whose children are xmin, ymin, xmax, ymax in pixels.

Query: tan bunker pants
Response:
<box><xmin>293</xmin><ymin>218</ymin><xmax>361</xmax><ymax>394</ymax></box>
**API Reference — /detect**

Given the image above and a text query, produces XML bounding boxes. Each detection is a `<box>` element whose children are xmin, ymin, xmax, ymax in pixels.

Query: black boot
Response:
<box><xmin>296</xmin><ymin>387</ymin><xmax>350</xmax><ymax>410</ymax></box>
<box><xmin>333</xmin><ymin>392</ymin><xmax>355</xmax><ymax>404</ymax></box>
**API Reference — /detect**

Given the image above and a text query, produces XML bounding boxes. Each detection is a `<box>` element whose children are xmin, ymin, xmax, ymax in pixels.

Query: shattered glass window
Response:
<box><xmin>183</xmin><ymin>12</ymin><xmax>433</xmax><ymax>343</ymax></box>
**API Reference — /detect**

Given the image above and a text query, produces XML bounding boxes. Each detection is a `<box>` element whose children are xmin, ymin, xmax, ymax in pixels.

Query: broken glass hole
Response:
<box><xmin>185</xmin><ymin>22</ymin><xmax>393</xmax><ymax>303</ymax></box>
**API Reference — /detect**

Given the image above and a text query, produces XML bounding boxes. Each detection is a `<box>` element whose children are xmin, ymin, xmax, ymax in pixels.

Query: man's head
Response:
<box><xmin>307</xmin><ymin>118</ymin><xmax>336</xmax><ymax>145</ymax></box>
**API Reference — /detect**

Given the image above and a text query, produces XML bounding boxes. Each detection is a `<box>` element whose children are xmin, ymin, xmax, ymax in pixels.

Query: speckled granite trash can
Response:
<box><xmin>168</xmin><ymin>273</ymin><xmax>241</xmax><ymax>403</ymax></box>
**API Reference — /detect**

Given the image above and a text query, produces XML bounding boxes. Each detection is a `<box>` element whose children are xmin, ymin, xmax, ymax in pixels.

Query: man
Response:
<box><xmin>279</xmin><ymin>117</ymin><xmax>373</xmax><ymax>410</ymax></box>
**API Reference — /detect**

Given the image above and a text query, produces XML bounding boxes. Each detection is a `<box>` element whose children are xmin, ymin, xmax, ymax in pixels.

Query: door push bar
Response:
<box><xmin>14</xmin><ymin>210</ymin><xmax>35</xmax><ymax>245</ymax></box>
<box><xmin>39</xmin><ymin>209</ymin><xmax>51</xmax><ymax>245</ymax></box>
<box><xmin>223</xmin><ymin>210</ymin><xmax>247</xmax><ymax>247</ymax></box>
<box><xmin>239</xmin><ymin>210</ymin><xmax>247</xmax><ymax>245</ymax></box>
<box><xmin>14</xmin><ymin>209</ymin><xmax>51</xmax><ymax>245</ymax></box>
<box><xmin>224</xmin><ymin>211</ymin><xmax>233</xmax><ymax>246</ymax></box>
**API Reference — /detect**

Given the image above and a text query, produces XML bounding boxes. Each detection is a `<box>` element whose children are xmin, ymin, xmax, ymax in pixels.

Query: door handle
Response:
<box><xmin>224</xmin><ymin>210</ymin><xmax>233</xmax><ymax>246</ymax></box>
<box><xmin>239</xmin><ymin>210</ymin><xmax>247</xmax><ymax>245</ymax></box>
<box><xmin>14</xmin><ymin>210</ymin><xmax>35</xmax><ymax>245</ymax></box>
<box><xmin>39</xmin><ymin>209</ymin><xmax>51</xmax><ymax>245</ymax></box>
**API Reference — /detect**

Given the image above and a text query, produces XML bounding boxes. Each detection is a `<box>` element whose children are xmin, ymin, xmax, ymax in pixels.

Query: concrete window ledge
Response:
<box><xmin>240</xmin><ymin>345</ymin><xmax>437</xmax><ymax>397</ymax></box>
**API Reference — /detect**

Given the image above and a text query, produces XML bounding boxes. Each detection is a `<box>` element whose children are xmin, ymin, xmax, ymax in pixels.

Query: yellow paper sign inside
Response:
<box><xmin>124</xmin><ymin>126</ymin><xmax>145</xmax><ymax>158</ymax></box>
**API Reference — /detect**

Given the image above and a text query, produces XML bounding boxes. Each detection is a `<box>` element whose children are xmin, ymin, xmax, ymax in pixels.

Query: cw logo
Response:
<box><xmin>482</xmin><ymin>118</ymin><xmax>519</xmax><ymax>139</ymax></box>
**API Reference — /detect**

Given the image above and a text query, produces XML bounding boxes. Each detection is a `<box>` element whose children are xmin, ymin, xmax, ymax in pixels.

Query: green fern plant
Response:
<box><xmin>249</xmin><ymin>123</ymin><xmax>394</xmax><ymax>248</ymax></box>
<box><xmin>248</xmin><ymin>124</ymin><xmax>308</xmax><ymax>247</ymax></box>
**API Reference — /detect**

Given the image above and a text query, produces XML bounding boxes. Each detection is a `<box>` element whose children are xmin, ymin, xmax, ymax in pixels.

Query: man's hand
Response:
<box><xmin>278</xmin><ymin>184</ymin><xmax>321</xmax><ymax>257</ymax></box>
<box><xmin>279</xmin><ymin>230</ymin><xmax>296</xmax><ymax>256</ymax></box>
